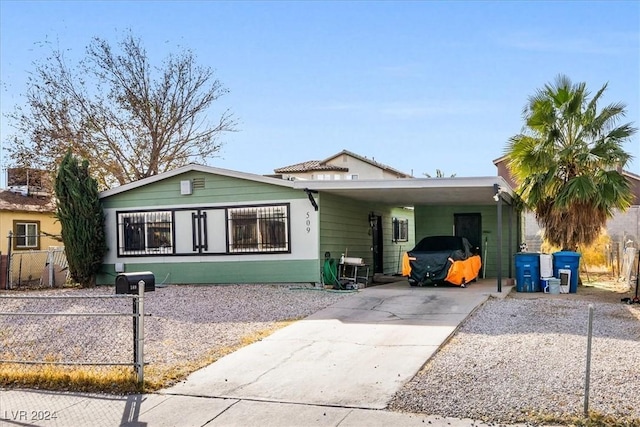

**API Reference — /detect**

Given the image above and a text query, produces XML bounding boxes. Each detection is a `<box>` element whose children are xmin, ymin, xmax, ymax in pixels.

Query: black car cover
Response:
<box><xmin>406</xmin><ymin>236</ymin><xmax>473</xmax><ymax>285</ymax></box>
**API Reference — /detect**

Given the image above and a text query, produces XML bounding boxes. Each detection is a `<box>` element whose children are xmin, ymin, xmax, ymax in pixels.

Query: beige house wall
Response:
<box><xmin>281</xmin><ymin>155</ymin><xmax>409</xmax><ymax>181</ymax></box>
<box><xmin>325</xmin><ymin>154</ymin><xmax>406</xmax><ymax>180</ymax></box>
<box><xmin>0</xmin><ymin>210</ymin><xmax>61</xmax><ymax>253</ymax></box>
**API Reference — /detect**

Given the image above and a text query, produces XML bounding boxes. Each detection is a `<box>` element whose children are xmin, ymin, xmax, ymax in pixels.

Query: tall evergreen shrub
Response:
<box><xmin>55</xmin><ymin>151</ymin><xmax>107</xmax><ymax>287</ymax></box>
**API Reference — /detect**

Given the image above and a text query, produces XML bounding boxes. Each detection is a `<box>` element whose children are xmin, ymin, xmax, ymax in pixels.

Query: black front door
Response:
<box><xmin>454</xmin><ymin>213</ymin><xmax>482</xmax><ymax>256</ymax></box>
<box><xmin>372</xmin><ymin>215</ymin><xmax>383</xmax><ymax>273</ymax></box>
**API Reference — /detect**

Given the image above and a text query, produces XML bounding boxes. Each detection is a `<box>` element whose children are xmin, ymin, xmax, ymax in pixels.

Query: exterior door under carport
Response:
<box><xmin>454</xmin><ymin>213</ymin><xmax>482</xmax><ymax>256</ymax></box>
<box><xmin>371</xmin><ymin>214</ymin><xmax>383</xmax><ymax>273</ymax></box>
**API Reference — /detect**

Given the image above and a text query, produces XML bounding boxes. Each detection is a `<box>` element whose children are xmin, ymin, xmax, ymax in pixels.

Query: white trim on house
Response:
<box><xmin>99</xmin><ymin>164</ymin><xmax>514</xmax><ymax>207</ymax></box>
<box><xmin>293</xmin><ymin>176</ymin><xmax>514</xmax><ymax>206</ymax></box>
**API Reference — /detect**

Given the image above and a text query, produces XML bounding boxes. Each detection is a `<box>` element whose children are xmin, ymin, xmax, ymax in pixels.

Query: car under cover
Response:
<box><xmin>401</xmin><ymin>235</ymin><xmax>482</xmax><ymax>287</ymax></box>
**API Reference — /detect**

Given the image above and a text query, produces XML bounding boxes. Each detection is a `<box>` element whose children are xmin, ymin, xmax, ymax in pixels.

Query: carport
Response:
<box><xmin>293</xmin><ymin>176</ymin><xmax>518</xmax><ymax>292</ymax></box>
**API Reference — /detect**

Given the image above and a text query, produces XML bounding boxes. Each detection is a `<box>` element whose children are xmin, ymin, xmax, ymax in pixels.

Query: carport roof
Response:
<box><xmin>98</xmin><ymin>164</ymin><xmax>514</xmax><ymax>207</ymax></box>
<box><xmin>293</xmin><ymin>176</ymin><xmax>515</xmax><ymax>206</ymax></box>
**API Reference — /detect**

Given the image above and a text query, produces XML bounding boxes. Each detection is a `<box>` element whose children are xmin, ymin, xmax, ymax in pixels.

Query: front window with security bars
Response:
<box><xmin>228</xmin><ymin>205</ymin><xmax>289</xmax><ymax>253</ymax></box>
<box><xmin>118</xmin><ymin>211</ymin><xmax>173</xmax><ymax>255</ymax></box>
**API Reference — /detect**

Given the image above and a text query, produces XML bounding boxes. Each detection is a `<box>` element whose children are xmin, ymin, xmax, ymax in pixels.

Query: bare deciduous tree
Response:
<box><xmin>6</xmin><ymin>32</ymin><xmax>236</xmax><ymax>189</ymax></box>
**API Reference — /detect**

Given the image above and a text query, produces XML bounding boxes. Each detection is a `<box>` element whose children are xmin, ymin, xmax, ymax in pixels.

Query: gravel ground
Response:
<box><xmin>0</xmin><ymin>284</ymin><xmax>353</xmax><ymax>384</ymax></box>
<box><xmin>388</xmin><ymin>293</ymin><xmax>640</xmax><ymax>424</ymax></box>
<box><xmin>2</xmin><ymin>281</ymin><xmax>640</xmax><ymax>424</ymax></box>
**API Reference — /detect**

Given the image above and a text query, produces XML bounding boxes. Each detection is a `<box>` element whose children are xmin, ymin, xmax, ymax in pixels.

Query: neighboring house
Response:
<box><xmin>0</xmin><ymin>189</ymin><xmax>62</xmax><ymax>288</ymax></box>
<box><xmin>494</xmin><ymin>156</ymin><xmax>640</xmax><ymax>253</ymax></box>
<box><xmin>270</xmin><ymin>149</ymin><xmax>413</xmax><ymax>181</ymax></box>
<box><xmin>0</xmin><ymin>190</ymin><xmax>60</xmax><ymax>252</ymax></box>
<box><xmin>1</xmin><ymin>167</ymin><xmax>59</xmax><ymax>253</ymax></box>
<box><xmin>97</xmin><ymin>164</ymin><xmax>518</xmax><ymax>290</ymax></box>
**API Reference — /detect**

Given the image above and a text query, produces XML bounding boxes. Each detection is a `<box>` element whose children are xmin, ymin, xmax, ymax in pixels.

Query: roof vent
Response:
<box><xmin>192</xmin><ymin>177</ymin><xmax>205</xmax><ymax>189</ymax></box>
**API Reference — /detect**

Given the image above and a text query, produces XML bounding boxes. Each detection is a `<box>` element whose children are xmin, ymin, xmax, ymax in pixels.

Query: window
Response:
<box><xmin>115</xmin><ymin>205</ymin><xmax>292</xmax><ymax>256</ymax></box>
<box><xmin>315</xmin><ymin>174</ymin><xmax>336</xmax><ymax>180</ymax></box>
<box><xmin>118</xmin><ymin>211</ymin><xmax>173</xmax><ymax>255</ymax></box>
<box><xmin>13</xmin><ymin>220</ymin><xmax>40</xmax><ymax>249</ymax></box>
<box><xmin>392</xmin><ymin>218</ymin><xmax>409</xmax><ymax>242</ymax></box>
<box><xmin>228</xmin><ymin>205</ymin><xmax>289</xmax><ymax>253</ymax></box>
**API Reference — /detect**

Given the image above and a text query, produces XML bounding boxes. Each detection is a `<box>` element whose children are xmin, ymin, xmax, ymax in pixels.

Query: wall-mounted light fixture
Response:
<box><xmin>368</xmin><ymin>212</ymin><xmax>376</xmax><ymax>228</ymax></box>
<box><xmin>493</xmin><ymin>184</ymin><xmax>503</xmax><ymax>202</ymax></box>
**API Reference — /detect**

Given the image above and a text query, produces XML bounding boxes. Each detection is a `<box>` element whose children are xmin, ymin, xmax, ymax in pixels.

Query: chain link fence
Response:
<box><xmin>621</xmin><ymin>247</ymin><xmax>639</xmax><ymax>292</ymax></box>
<box><xmin>0</xmin><ymin>290</ymin><xmax>145</xmax><ymax>386</ymax></box>
<box><xmin>5</xmin><ymin>235</ymin><xmax>69</xmax><ymax>289</ymax></box>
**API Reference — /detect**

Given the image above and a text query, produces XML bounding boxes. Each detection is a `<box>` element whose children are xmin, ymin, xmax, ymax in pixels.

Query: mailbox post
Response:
<box><xmin>115</xmin><ymin>272</ymin><xmax>155</xmax><ymax>383</ymax></box>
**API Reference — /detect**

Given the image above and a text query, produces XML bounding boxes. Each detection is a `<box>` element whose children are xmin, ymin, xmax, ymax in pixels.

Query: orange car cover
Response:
<box><xmin>403</xmin><ymin>252</ymin><xmax>481</xmax><ymax>286</ymax></box>
<box><xmin>401</xmin><ymin>252</ymin><xmax>414</xmax><ymax>277</ymax></box>
<box><xmin>444</xmin><ymin>255</ymin><xmax>482</xmax><ymax>286</ymax></box>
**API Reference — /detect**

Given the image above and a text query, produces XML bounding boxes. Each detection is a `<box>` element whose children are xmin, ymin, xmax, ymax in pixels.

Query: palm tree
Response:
<box><xmin>423</xmin><ymin>169</ymin><xmax>456</xmax><ymax>178</ymax></box>
<box><xmin>506</xmin><ymin>74</ymin><xmax>636</xmax><ymax>250</ymax></box>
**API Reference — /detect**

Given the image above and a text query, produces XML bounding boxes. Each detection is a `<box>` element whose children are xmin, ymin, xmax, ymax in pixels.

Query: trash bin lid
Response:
<box><xmin>553</xmin><ymin>251</ymin><xmax>581</xmax><ymax>258</ymax></box>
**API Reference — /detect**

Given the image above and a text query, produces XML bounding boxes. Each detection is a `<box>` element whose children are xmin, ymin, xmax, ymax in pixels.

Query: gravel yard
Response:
<box><xmin>0</xmin><ymin>284</ymin><xmax>354</xmax><ymax>388</ymax></box>
<box><xmin>388</xmin><ymin>288</ymin><xmax>640</xmax><ymax>424</ymax></box>
<box><xmin>2</xmin><ymin>279</ymin><xmax>639</xmax><ymax>424</ymax></box>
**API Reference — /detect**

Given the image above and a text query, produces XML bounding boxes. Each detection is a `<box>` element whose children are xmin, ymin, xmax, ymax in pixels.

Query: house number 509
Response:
<box><xmin>306</xmin><ymin>212</ymin><xmax>311</xmax><ymax>233</ymax></box>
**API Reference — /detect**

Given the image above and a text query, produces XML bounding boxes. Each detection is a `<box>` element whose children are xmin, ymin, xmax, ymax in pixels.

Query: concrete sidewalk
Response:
<box><xmin>1</xmin><ymin>280</ymin><xmax>515</xmax><ymax>427</ymax></box>
<box><xmin>1</xmin><ymin>389</ymin><xmax>521</xmax><ymax>427</ymax></box>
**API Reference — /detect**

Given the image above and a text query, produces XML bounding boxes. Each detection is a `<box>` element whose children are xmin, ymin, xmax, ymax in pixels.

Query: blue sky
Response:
<box><xmin>1</xmin><ymin>0</ymin><xmax>638</xmax><ymax>184</ymax></box>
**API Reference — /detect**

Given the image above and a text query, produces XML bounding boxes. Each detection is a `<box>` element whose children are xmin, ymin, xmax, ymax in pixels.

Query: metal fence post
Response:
<box><xmin>135</xmin><ymin>281</ymin><xmax>145</xmax><ymax>384</ymax></box>
<box><xmin>47</xmin><ymin>247</ymin><xmax>54</xmax><ymax>287</ymax></box>
<box><xmin>584</xmin><ymin>304</ymin><xmax>594</xmax><ymax>416</ymax></box>
<box><xmin>6</xmin><ymin>231</ymin><xmax>12</xmax><ymax>290</ymax></box>
<box><xmin>133</xmin><ymin>295</ymin><xmax>138</xmax><ymax>377</ymax></box>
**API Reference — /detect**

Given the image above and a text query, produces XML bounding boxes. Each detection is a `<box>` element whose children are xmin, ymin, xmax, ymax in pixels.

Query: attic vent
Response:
<box><xmin>180</xmin><ymin>180</ymin><xmax>192</xmax><ymax>195</ymax></box>
<box><xmin>192</xmin><ymin>177</ymin><xmax>205</xmax><ymax>189</ymax></box>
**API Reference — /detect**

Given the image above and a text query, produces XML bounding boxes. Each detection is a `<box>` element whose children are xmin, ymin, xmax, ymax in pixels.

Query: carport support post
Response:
<box><xmin>507</xmin><ymin>203</ymin><xmax>513</xmax><ymax>279</ymax></box>
<box><xmin>496</xmin><ymin>191</ymin><xmax>503</xmax><ymax>293</ymax></box>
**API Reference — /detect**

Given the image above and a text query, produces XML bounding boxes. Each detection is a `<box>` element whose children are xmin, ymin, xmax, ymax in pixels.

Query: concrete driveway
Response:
<box><xmin>164</xmin><ymin>280</ymin><xmax>508</xmax><ymax>410</ymax></box>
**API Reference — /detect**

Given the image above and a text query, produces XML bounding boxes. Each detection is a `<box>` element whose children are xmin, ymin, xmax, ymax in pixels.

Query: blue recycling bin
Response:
<box><xmin>553</xmin><ymin>251</ymin><xmax>581</xmax><ymax>293</ymax></box>
<box><xmin>514</xmin><ymin>253</ymin><xmax>540</xmax><ymax>292</ymax></box>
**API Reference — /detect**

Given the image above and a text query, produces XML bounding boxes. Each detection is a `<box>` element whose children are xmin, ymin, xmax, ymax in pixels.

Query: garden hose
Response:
<box><xmin>289</xmin><ymin>258</ymin><xmax>359</xmax><ymax>293</ymax></box>
<box><xmin>323</xmin><ymin>257</ymin><xmax>340</xmax><ymax>288</ymax></box>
